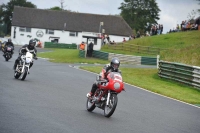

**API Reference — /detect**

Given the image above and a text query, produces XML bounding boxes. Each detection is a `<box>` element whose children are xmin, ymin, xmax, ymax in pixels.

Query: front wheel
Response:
<box><xmin>5</xmin><ymin>55</ymin><xmax>10</xmax><ymax>61</ymax></box>
<box><xmin>86</xmin><ymin>97</ymin><xmax>96</xmax><ymax>112</ymax></box>
<box><xmin>104</xmin><ymin>93</ymin><xmax>118</xmax><ymax>118</ymax></box>
<box><xmin>14</xmin><ymin>71</ymin><xmax>21</xmax><ymax>79</ymax></box>
<box><xmin>21</xmin><ymin>67</ymin><xmax>28</xmax><ymax>80</ymax></box>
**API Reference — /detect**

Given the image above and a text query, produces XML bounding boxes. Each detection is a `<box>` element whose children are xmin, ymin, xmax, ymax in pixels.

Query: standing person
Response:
<box><xmin>123</xmin><ymin>38</ymin><xmax>126</xmax><ymax>42</ymax></box>
<box><xmin>3</xmin><ymin>39</ymin><xmax>14</xmax><ymax>57</ymax></box>
<box><xmin>136</xmin><ymin>31</ymin><xmax>141</xmax><ymax>38</ymax></box>
<box><xmin>157</xmin><ymin>24</ymin><xmax>161</xmax><ymax>35</ymax></box>
<box><xmin>79</xmin><ymin>42</ymin><xmax>85</xmax><ymax>50</ymax></box>
<box><xmin>106</xmin><ymin>35</ymin><xmax>110</xmax><ymax>43</ymax></box>
<box><xmin>88</xmin><ymin>42</ymin><xmax>94</xmax><ymax>57</ymax></box>
<box><xmin>160</xmin><ymin>24</ymin><xmax>163</xmax><ymax>34</ymax></box>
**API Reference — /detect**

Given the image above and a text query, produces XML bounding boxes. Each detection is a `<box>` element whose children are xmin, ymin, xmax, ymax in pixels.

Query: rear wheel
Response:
<box><xmin>104</xmin><ymin>93</ymin><xmax>118</xmax><ymax>118</ymax></box>
<box><xmin>86</xmin><ymin>97</ymin><xmax>96</xmax><ymax>112</ymax></box>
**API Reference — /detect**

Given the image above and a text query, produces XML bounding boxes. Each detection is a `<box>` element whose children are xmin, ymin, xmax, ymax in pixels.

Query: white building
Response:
<box><xmin>11</xmin><ymin>6</ymin><xmax>132</xmax><ymax>50</ymax></box>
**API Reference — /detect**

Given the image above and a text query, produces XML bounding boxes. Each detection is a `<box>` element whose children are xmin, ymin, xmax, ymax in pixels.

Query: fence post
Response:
<box><xmin>157</xmin><ymin>55</ymin><xmax>160</xmax><ymax>69</ymax></box>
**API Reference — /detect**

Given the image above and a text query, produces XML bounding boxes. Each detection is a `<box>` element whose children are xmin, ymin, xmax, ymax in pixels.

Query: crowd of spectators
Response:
<box><xmin>149</xmin><ymin>24</ymin><xmax>163</xmax><ymax>36</ymax></box>
<box><xmin>168</xmin><ymin>20</ymin><xmax>199</xmax><ymax>33</ymax></box>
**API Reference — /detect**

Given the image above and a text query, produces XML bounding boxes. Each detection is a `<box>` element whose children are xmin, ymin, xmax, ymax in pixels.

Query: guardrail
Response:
<box><xmin>79</xmin><ymin>50</ymin><xmax>159</xmax><ymax>66</ymax></box>
<box><xmin>158</xmin><ymin>60</ymin><xmax>200</xmax><ymax>90</ymax></box>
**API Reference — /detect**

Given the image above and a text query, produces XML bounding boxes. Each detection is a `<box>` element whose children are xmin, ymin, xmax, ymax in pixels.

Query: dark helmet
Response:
<box><xmin>28</xmin><ymin>39</ymin><xmax>36</xmax><ymax>49</ymax></box>
<box><xmin>110</xmin><ymin>57</ymin><xmax>120</xmax><ymax>70</ymax></box>
<box><xmin>8</xmin><ymin>39</ymin><xmax>11</xmax><ymax>42</ymax></box>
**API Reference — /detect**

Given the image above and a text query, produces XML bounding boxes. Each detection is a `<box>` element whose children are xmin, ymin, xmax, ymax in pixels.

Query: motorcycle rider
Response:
<box><xmin>3</xmin><ymin>39</ymin><xmax>14</xmax><ymax>57</ymax></box>
<box><xmin>13</xmin><ymin>39</ymin><xmax>37</xmax><ymax>71</ymax></box>
<box><xmin>87</xmin><ymin>57</ymin><xmax>121</xmax><ymax>98</ymax></box>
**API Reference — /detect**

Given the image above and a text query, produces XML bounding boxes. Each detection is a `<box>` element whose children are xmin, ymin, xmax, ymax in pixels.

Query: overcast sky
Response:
<box><xmin>1</xmin><ymin>0</ymin><xmax>200</xmax><ymax>34</ymax></box>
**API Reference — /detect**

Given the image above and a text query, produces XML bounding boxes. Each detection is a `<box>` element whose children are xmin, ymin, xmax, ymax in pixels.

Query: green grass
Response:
<box><xmin>38</xmin><ymin>49</ymin><xmax>108</xmax><ymax>64</ymax></box>
<box><xmin>102</xmin><ymin>31</ymin><xmax>200</xmax><ymax>66</ymax></box>
<box><xmin>80</xmin><ymin>66</ymin><xmax>200</xmax><ymax>104</ymax></box>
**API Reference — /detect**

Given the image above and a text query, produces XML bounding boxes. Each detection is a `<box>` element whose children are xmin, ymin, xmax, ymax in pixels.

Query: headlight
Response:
<box><xmin>114</xmin><ymin>82</ymin><xmax>120</xmax><ymax>90</ymax></box>
<box><xmin>26</xmin><ymin>58</ymin><xmax>31</xmax><ymax>63</ymax></box>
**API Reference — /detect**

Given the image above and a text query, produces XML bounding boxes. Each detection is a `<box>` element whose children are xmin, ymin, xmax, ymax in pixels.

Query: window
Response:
<box><xmin>69</xmin><ymin>31</ymin><xmax>78</xmax><ymax>37</ymax></box>
<box><xmin>19</xmin><ymin>27</ymin><xmax>31</xmax><ymax>32</ymax></box>
<box><xmin>46</xmin><ymin>29</ymin><xmax>54</xmax><ymax>35</ymax></box>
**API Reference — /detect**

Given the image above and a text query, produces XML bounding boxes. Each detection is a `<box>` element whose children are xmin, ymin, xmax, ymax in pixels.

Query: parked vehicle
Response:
<box><xmin>86</xmin><ymin>72</ymin><xmax>125</xmax><ymax>118</ymax></box>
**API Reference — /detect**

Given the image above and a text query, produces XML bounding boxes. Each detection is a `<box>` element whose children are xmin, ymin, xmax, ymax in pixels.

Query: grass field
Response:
<box><xmin>102</xmin><ymin>31</ymin><xmax>200</xmax><ymax>66</ymax></box>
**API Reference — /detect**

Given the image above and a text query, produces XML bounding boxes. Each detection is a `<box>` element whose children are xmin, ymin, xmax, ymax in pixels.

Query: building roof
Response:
<box><xmin>12</xmin><ymin>6</ymin><xmax>132</xmax><ymax>36</ymax></box>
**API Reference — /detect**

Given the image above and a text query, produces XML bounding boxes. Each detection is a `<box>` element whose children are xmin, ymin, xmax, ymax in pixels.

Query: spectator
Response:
<box><xmin>129</xmin><ymin>35</ymin><xmax>132</xmax><ymax>40</ymax></box>
<box><xmin>123</xmin><ymin>38</ymin><xmax>126</xmax><ymax>42</ymax></box>
<box><xmin>136</xmin><ymin>31</ymin><xmax>140</xmax><ymax>38</ymax></box>
<box><xmin>181</xmin><ymin>21</ymin><xmax>184</xmax><ymax>31</ymax></box>
<box><xmin>106</xmin><ymin>35</ymin><xmax>110</xmax><ymax>43</ymax></box>
<box><xmin>157</xmin><ymin>24</ymin><xmax>161</xmax><ymax>35</ymax></box>
<box><xmin>79</xmin><ymin>41</ymin><xmax>85</xmax><ymax>50</ymax></box>
<box><xmin>176</xmin><ymin>24</ymin><xmax>180</xmax><ymax>32</ymax></box>
<box><xmin>88</xmin><ymin>42</ymin><xmax>94</xmax><ymax>57</ymax></box>
<box><xmin>160</xmin><ymin>24</ymin><xmax>163</xmax><ymax>34</ymax></box>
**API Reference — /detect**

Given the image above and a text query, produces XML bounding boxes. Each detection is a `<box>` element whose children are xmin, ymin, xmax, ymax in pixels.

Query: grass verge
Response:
<box><xmin>38</xmin><ymin>49</ymin><xmax>108</xmax><ymax>64</ymax></box>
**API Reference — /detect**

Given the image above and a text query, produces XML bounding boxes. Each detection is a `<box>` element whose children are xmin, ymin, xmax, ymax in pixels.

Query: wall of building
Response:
<box><xmin>11</xmin><ymin>26</ymin><xmax>129</xmax><ymax>50</ymax></box>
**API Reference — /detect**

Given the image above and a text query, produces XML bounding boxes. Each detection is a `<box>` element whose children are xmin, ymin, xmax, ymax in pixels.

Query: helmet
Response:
<box><xmin>28</xmin><ymin>39</ymin><xmax>36</xmax><ymax>49</ymax></box>
<box><xmin>110</xmin><ymin>57</ymin><xmax>120</xmax><ymax>70</ymax></box>
<box><xmin>8</xmin><ymin>39</ymin><xmax>11</xmax><ymax>42</ymax></box>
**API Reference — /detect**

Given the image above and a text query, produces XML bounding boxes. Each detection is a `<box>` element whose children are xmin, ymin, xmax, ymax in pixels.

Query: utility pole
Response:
<box><xmin>59</xmin><ymin>0</ymin><xmax>67</xmax><ymax>10</ymax></box>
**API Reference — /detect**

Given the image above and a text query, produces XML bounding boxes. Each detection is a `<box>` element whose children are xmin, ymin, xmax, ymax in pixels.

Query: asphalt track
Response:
<box><xmin>0</xmin><ymin>46</ymin><xmax>200</xmax><ymax>133</ymax></box>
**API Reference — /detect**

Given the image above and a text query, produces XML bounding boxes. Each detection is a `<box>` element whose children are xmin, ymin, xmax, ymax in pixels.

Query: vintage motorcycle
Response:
<box><xmin>4</xmin><ymin>46</ymin><xmax>13</xmax><ymax>61</ymax></box>
<box><xmin>14</xmin><ymin>48</ymin><xmax>36</xmax><ymax>80</ymax></box>
<box><xmin>86</xmin><ymin>71</ymin><xmax>125</xmax><ymax>118</ymax></box>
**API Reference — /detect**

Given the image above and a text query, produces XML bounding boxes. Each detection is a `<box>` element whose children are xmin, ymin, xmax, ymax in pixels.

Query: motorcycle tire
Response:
<box><xmin>21</xmin><ymin>67</ymin><xmax>28</xmax><ymax>80</ymax></box>
<box><xmin>86</xmin><ymin>98</ymin><xmax>96</xmax><ymax>112</ymax></box>
<box><xmin>104</xmin><ymin>93</ymin><xmax>118</xmax><ymax>118</ymax></box>
<box><xmin>5</xmin><ymin>55</ymin><xmax>9</xmax><ymax>61</ymax></box>
<box><xmin>14</xmin><ymin>71</ymin><xmax>21</xmax><ymax>79</ymax></box>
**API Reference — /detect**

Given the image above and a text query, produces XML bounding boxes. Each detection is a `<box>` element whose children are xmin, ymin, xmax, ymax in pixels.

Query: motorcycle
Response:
<box><xmin>4</xmin><ymin>46</ymin><xmax>13</xmax><ymax>61</ymax></box>
<box><xmin>14</xmin><ymin>48</ymin><xmax>36</xmax><ymax>80</ymax></box>
<box><xmin>86</xmin><ymin>71</ymin><xmax>125</xmax><ymax>118</ymax></box>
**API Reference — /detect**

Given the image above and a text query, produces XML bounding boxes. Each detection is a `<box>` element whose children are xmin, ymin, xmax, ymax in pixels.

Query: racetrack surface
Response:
<box><xmin>0</xmin><ymin>47</ymin><xmax>200</xmax><ymax>133</ymax></box>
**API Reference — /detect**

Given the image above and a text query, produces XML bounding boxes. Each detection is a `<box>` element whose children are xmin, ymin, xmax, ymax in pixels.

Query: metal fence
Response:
<box><xmin>79</xmin><ymin>50</ymin><xmax>159</xmax><ymax>66</ymax></box>
<box><xmin>104</xmin><ymin>43</ymin><xmax>167</xmax><ymax>55</ymax></box>
<box><xmin>158</xmin><ymin>60</ymin><xmax>200</xmax><ymax>90</ymax></box>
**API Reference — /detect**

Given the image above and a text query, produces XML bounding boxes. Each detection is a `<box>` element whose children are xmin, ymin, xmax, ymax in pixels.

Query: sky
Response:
<box><xmin>1</xmin><ymin>0</ymin><xmax>200</xmax><ymax>34</ymax></box>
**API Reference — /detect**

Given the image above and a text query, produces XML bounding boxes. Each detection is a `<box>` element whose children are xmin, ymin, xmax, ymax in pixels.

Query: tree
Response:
<box><xmin>0</xmin><ymin>0</ymin><xmax>36</xmax><ymax>35</ymax></box>
<box><xmin>49</xmin><ymin>6</ymin><xmax>63</xmax><ymax>11</ymax></box>
<box><xmin>118</xmin><ymin>0</ymin><xmax>160</xmax><ymax>33</ymax></box>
